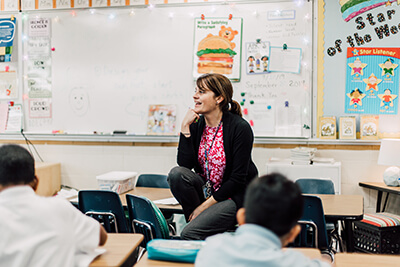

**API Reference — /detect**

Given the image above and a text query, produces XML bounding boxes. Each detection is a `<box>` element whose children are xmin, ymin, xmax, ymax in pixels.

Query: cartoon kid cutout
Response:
<box><xmin>348</xmin><ymin>57</ymin><xmax>367</xmax><ymax>76</ymax></box>
<box><xmin>347</xmin><ymin>88</ymin><xmax>366</xmax><ymax>108</ymax></box>
<box><xmin>247</xmin><ymin>56</ymin><xmax>255</xmax><ymax>73</ymax></box>
<box><xmin>363</xmin><ymin>73</ymin><xmax>382</xmax><ymax>96</ymax></box>
<box><xmin>378</xmin><ymin>89</ymin><xmax>398</xmax><ymax>109</ymax></box>
<box><xmin>379</xmin><ymin>58</ymin><xmax>398</xmax><ymax>77</ymax></box>
<box><xmin>261</xmin><ymin>56</ymin><xmax>269</xmax><ymax>72</ymax></box>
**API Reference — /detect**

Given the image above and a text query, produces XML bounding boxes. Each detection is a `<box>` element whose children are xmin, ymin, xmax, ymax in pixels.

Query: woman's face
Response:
<box><xmin>193</xmin><ymin>86</ymin><xmax>221</xmax><ymax>115</ymax></box>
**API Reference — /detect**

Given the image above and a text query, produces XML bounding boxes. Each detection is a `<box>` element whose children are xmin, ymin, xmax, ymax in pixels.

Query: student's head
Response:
<box><xmin>0</xmin><ymin>144</ymin><xmax>37</xmax><ymax>190</ymax></box>
<box><xmin>196</xmin><ymin>73</ymin><xmax>242</xmax><ymax>116</ymax></box>
<box><xmin>238</xmin><ymin>173</ymin><xmax>304</xmax><ymax>244</ymax></box>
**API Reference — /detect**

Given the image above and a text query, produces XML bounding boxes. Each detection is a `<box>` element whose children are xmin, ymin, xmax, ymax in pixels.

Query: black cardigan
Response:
<box><xmin>177</xmin><ymin>111</ymin><xmax>258</xmax><ymax>209</ymax></box>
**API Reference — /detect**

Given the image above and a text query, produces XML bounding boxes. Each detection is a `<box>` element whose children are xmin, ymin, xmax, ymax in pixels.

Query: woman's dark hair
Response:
<box><xmin>196</xmin><ymin>73</ymin><xmax>242</xmax><ymax>117</ymax></box>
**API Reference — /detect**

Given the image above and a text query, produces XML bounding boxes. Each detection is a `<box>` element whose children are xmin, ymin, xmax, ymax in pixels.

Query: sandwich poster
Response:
<box><xmin>193</xmin><ymin>17</ymin><xmax>242</xmax><ymax>81</ymax></box>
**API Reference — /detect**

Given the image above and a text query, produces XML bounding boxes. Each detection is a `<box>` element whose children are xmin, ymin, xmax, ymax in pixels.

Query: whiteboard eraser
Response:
<box><xmin>113</xmin><ymin>130</ymin><xmax>127</xmax><ymax>134</ymax></box>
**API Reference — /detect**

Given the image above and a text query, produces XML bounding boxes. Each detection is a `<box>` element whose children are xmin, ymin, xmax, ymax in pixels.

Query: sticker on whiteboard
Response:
<box><xmin>29</xmin><ymin>98</ymin><xmax>52</xmax><ymax>118</ymax></box>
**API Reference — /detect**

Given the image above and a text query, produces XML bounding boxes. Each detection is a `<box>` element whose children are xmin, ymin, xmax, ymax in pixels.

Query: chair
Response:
<box><xmin>78</xmin><ymin>190</ymin><xmax>130</xmax><ymax>233</ymax></box>
<box><xmin>136</xmin><ymin>174</ymin><xmax>169</xmax><ymax>188</ymax></box>
<box><xmin>135</xmin><ymin>173</ymin><xmax>176</xmax><ymax>234</ymax></box>
<box><xmin>295</xmin><ymin>178</ymin><xmax>342</xmax><ymax>251</ymax></box>
<box><xmin>295</xmin><ymin>178</ymin><xmax>335</xmax><ymax>195</ymax></box>
<box><xmin>126</xmin><ymin>194</ymin><xmax>170</xmax><ymax>248</ymax></box>
<box><xmin>293</xmin><ymin>195</ymin><xmax>335</xmax><ymax>261</ymax></box>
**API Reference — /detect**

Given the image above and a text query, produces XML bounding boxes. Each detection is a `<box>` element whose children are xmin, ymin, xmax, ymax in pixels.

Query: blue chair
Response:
<box><xmin>78</xmin><ymin>190</ymin><xmax>130</xmax><ymax>233</ymax></box>
<box><xmin>295</xmin><ymin>178</ymin><xmax>341</xmax><ymax>251</ymax></box>
<box><xmin>295</xmin><ymin>178</ymin><xmax>335</xmax><ymax>195</ymax></box>
<box><xmin>126</xmin><ymin>194</ymin><xmax>170</xmax><ymax>248</ymax></box>
<box><xmin>294</xmin><ymin>195</ymin><xmax>335</xmax><ymax>261</ymax></box>
<box><xmin>136</xmin><ymin>173</ymin><xmax>176</xmax><ymax>233</ymax></box>
<box><xmin>136</xmin><ymin>174</ymin><xmax>169</xmax><ymax>188</ymax></box>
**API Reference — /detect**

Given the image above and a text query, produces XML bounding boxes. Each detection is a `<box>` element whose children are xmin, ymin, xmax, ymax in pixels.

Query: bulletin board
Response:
<box><xmin>321</xmin><ymin>0</ymin><xmax>400</xmax><ymax>138</ymax></box>
<box><xmin>15</xmin><ymin>0</ymin><xmax>314</xmax><ymax>138</ymax></box>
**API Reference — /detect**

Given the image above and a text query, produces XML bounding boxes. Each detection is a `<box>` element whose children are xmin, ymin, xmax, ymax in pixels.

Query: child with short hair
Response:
<box><xmin>0</xmin><ymin>144</ymin><xmax>107</xmax><ymax>267</ymax></box>
<box><xmin>195</xmin><ymin>173</ymin><xmax>331</xmax><ymax>267</ymax></box>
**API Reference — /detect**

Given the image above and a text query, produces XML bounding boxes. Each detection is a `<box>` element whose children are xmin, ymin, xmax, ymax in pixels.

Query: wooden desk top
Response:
<box><xmin>119</xmin><ymin>188</ymin><xmax>363</xmax><ymax>220</ymax></box>
<box><xmin>359</xmin><ymin>182</ymin><xmax>400</xmax><ymax>195</ymax></box>
<box><xmin>314</xmin><ymin>194</ymin><xmax>364</xmax><ymax>220</ymax></box>
<box><xmin>120</xmin><ymin>187</ymin><xmax>182</xmax><ymax>211</ymax></box>
<box><xmin>335</xmin><ymin>253</ymin><xmax>400</xmax><ymax>267</ymax></box>
<box><xmin>90</xmin><ymin>234</ymin><xmax>143</xmax><ymax>267</ymax></box>
<box><xmin>135</xmin><ymin>248</ymin><xmax>322</xmax><ymax>267</ymax></box>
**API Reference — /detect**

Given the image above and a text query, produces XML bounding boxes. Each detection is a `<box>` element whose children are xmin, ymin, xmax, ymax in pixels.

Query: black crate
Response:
<box><xmin>354</xmin><ymin>219</ymin><xmax>400</xmax><ymax>254</ymax></box>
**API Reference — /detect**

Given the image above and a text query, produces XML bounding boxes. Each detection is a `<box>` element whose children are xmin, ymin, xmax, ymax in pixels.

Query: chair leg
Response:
<box><xmin>136</xmin><ymin>247</ymin><xmax>146</xmax><ymax>263</ymax></box>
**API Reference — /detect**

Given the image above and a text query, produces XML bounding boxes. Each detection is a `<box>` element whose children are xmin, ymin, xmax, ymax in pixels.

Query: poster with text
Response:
<box><xmin>345</xmin><ymin>47</ymin><xmax>400</xmax><ymax>115</ymax></box>
<box><xmin>245</xmin><ymin>41</ymin><xmax>270</xmax><ymax>75</ymax></box>
<box><xmin>193</xmin><ymin>17</ymin><xmax>242</xmax><ymax>81</ymax></box>
<box><xmin>29</xmin><ymin>98</ymin><xmax>52</xmax><ymax>118</ymax></box>
<box><xmin>0</xmin><ymin>18</ymin><xmax>16</xmax><ymax>62</ymax></box>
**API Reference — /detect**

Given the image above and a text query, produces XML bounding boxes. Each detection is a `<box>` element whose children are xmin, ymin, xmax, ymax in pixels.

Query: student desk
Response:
<box><xmin>311</xmin><ymin>194</ymin><xmax>363</xmax><ymax>253</ymax></box>
<box><xmin>90</xmin><ymin>233</ymin><xmax>143</xmax><ymax>267</ymax></box>
<box><xmin>122</xmin><ymin>189</ymin><xmax>363</xmax><ymax>252</ymax></box>
<box><xmin>359</xmin><ymin>182</ymin><xmax>400</xmax><ymax>212</ymax></box>
<box><xmin>35</xmin><ymin>162</ymin><xmax>61</xmax><ymax>197</ymax></box>
<box><xmin>135</xmin><ymin>248</ymin><xmax>323</xmax><ymax>267</ymax></box>
<box><xmin>80</xmin><ymin>189</ymin><xmax>363</xmax><ymax>252</ymax></box>
<box><xmin>335</xmin><ymin>253</ymin><xmax>400</xmax><ymax>267</ymax></box>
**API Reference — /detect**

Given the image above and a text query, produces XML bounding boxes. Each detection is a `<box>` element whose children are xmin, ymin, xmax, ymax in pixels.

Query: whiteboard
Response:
<box><xmin>20</xmin><ymin>1</ymin><xmax>313</xmax><ymax>138</ymax></box>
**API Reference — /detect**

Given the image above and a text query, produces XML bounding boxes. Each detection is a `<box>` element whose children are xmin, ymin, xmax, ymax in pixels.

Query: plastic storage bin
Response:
<box><xmin>354</xmin><ymin>212</ymin><xmax>400</xmax><ymax>254</ymax></box>
<box><xmin>96</xmin><ymin>171</ymin><xmax>138</xmax><ymax>194</ymax></box>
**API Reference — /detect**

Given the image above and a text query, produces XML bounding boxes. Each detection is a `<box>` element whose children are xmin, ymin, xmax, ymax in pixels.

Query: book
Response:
<box><xmin>318</xmin><ymin>116</ymin><xmax>336</xmax><ymax>139</ymax></box>
<box><xmin>360</xmin><ymin>115</ymin><xmax>379</xmax><ymax>140</ymax></box>
<box><xmin>339</xmin><ymin>116</ymin><xmax>356</xmax><ymax>139</ymax></box>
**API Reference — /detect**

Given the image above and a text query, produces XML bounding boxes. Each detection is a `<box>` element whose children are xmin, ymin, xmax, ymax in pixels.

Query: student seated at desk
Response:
<box><xmin>0</xmin><ymin>144</ymin><xmax>107</xmax><ymax>267</ymax></box>
<box><xmin>195</xmin><ymin>173</ymin><xmax>331</xmax><ymax>267</ymax></box>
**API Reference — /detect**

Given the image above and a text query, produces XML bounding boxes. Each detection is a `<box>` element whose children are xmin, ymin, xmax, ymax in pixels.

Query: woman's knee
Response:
<box><xmin>180</xmin><ymin>224</ymin><xmax>202</xmax><ymax>240</ymax></box>
<box><xmin>167</xmin><ymin>166</ymin><xmax>186</xmax><ymax>185</ymax></box>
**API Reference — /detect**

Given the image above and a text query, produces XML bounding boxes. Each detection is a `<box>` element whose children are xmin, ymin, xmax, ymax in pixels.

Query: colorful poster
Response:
<box><xmin>193</xmin><ymin>17</ymin><xmax>242</xmax><ymax>81</ymax></box>
<box><xmin>0</xmin><ymin>18</ymin><xmax>16</xmax><ymax>62</ymax></box>
<box><xmin>245</xmin><ymin>41</ymin><xmax>270</xmax><ymax>75</ymax></box>
<box><xmin>147</xmin><ymin>104</ymin><xmax>176</xmax><ymax>135</ymax></box>
<box><xmin>345</xmin><ymin>47</ymin><xmax>400</xmax><ymax>115</ymax></box>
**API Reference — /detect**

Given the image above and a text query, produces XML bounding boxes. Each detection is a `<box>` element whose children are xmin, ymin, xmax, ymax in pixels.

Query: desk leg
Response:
<box><xmin>382</xmin><ymin>193</ymin><xmax>389</xmax><ymax>212</ymax></box>
<box><xmin>376</xmin><ymin>191</ymin><xmax>383</xmax><ymax>213</ymax></box>
<box><xmin>344</xmin><ymin>220</ymin><xmax>354</xmax><ymax>252</ymax></box>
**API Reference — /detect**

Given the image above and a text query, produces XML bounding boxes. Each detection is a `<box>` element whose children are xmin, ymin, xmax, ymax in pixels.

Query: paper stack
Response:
<box><xmin>312</xmin><ymin>157</ymin><xmax>335</xmax><ymax>165</ymax></box>
<box><xmin>290</xmin><ymin>147</ymin><xmax>316</xmax><ymax>165</ymax></box>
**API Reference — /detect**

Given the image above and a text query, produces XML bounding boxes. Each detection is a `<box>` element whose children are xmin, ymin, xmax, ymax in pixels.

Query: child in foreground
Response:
<box><xmin>0</xmin><ymin>144</ymin><xmax>107</xmax><ymax>267</ymax></box>
<box><xmin>195</xmin><ymin>173</ymin><xmax>332</xmax><ymax>267</ymax></box>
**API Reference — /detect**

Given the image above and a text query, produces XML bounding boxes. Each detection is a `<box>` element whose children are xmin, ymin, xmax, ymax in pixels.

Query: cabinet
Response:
<box><xmin>265</xmin><ymin>162</ymin><xmax>341</xmax><ymax>194</ymax></box>
<box><xmin>35</xmin><ymin>162</ymin><xmax>61</xmax><ymax>196</ymax></box>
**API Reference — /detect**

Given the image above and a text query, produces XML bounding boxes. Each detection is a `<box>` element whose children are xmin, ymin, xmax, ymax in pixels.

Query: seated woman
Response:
<box><xmin>168</xmin><ymin>73</ymin><xmax>258</xmax><ymax>240</ymax></box>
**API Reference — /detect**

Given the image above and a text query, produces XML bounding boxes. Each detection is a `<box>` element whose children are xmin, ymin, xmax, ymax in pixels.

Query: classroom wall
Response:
<box><xmin>18</xmin><ymin>142</ymin><xmax>400</xmax><ymax>215</ymax></box>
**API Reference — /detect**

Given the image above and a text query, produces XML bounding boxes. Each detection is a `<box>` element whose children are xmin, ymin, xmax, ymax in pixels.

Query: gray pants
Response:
<box><xmin>168</xmin><ymin>166</ymin><xmax>237</xmax><ymax>240</ymax></box>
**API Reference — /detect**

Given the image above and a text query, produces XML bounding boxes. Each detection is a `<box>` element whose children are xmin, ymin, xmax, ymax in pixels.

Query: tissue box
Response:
<box><xmin>96</xmin><ymin>171</ymin><xmax>138</xmax><ymax>194</ymax></box>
